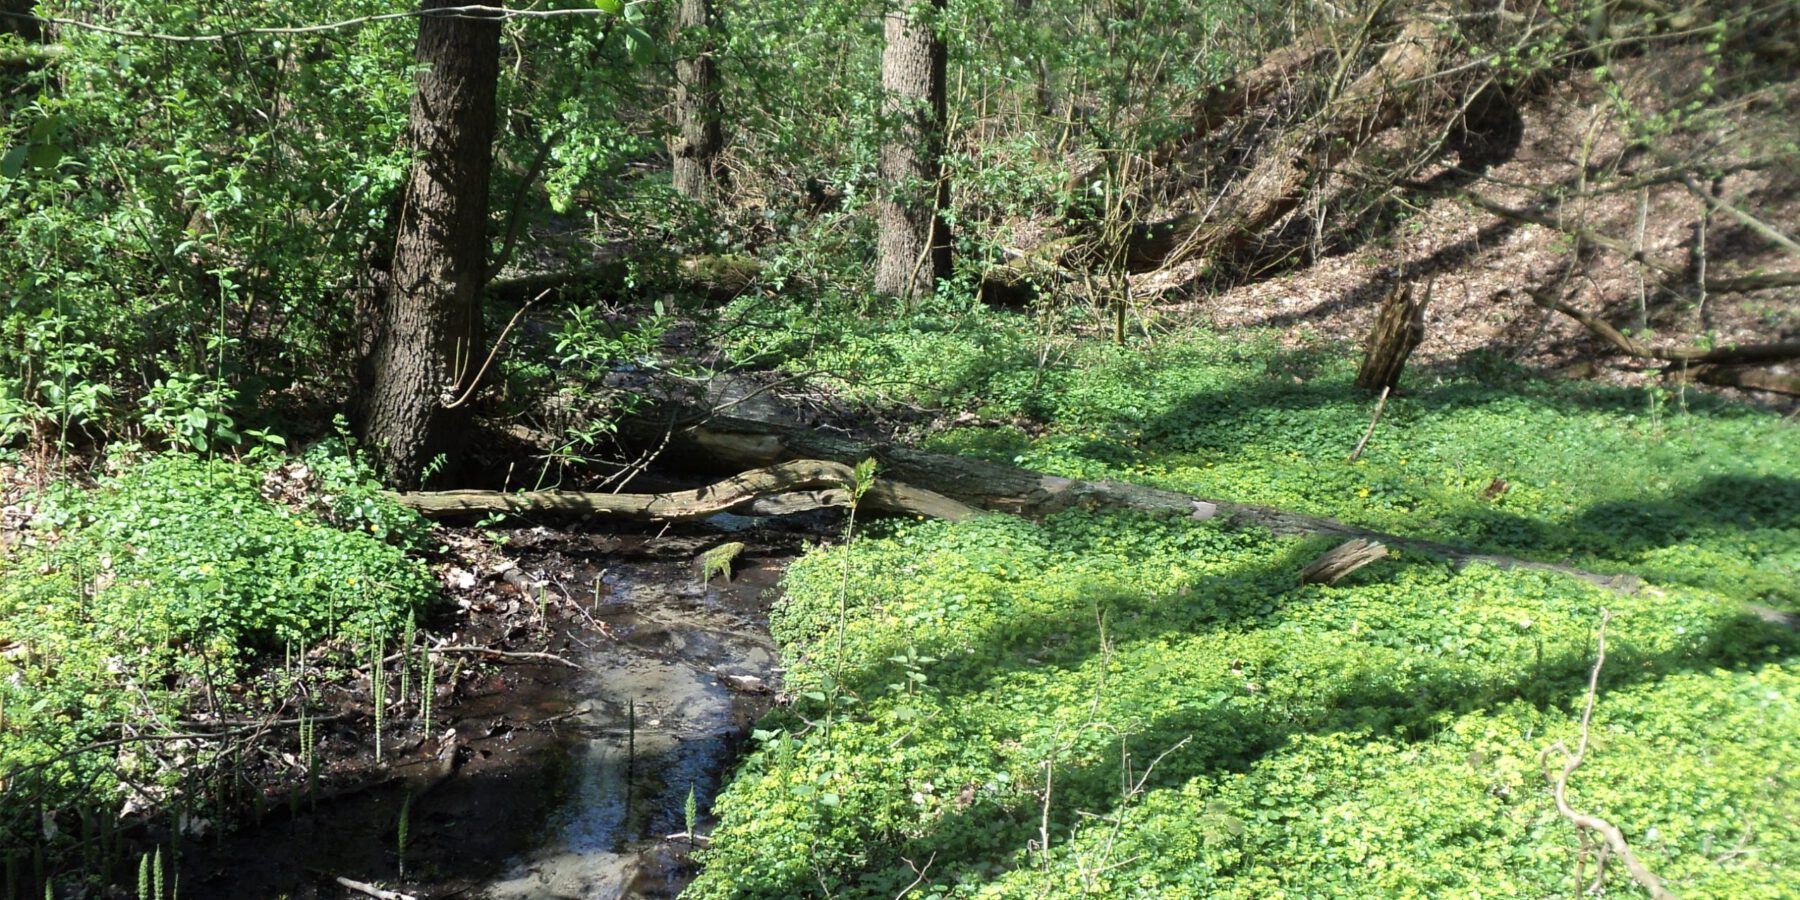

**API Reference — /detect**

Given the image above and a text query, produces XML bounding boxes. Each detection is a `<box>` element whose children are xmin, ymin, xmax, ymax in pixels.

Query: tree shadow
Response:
<box><xmin>739</xmin><ymin>526</ymin><xmax>1797</xmax><ymax>896</ymax></box>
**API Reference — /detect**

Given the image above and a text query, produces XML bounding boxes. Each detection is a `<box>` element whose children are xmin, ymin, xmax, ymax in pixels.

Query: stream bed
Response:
<box><xmin>177</xmin><ymin>525</ymin><xmax>795</xmax><ymax>899</ymax></box>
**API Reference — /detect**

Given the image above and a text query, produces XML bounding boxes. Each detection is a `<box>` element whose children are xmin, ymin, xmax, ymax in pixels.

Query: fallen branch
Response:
<box><xmin>1453</xmin><ymin>189</ymin><xmax>1800</xmax><ymax>295</ymax></box>
<box><xmin>1525</xmin><ymin>289</ymin><xmax>1800</xmax><ymax>366</ymax></box>
<box><xmin>627</xmin><ymin>411</ymin><xmax>1647</xmax><ymax>592</ymax></box>
<box><xmin>1685</xmin><ymin>364</ymin><xmax>1800</xmax><ymax>397</ymax></box>
<box><xmin>1540</xmin><ymin>611</ymin><xmax>1678</xmax><ymax>900</ymax></box>
<box><xmin>1348</xmin><ymin>386</ymin><xmax>1391</xmax><ymax>461</ymax></box>
<box><xmin>335</xmin><ymin>877</ymin><xmax>417</xmax><ymax>900</ymax></box>
<box><xmin>420</xmin><ymin>645</ymin><xmax>583</xmax><ymax>670</ymax></box>
<box><xmin>388</xmin><ymin>458</ymin><xmax>981</xmax><ymax>522</ymax></box>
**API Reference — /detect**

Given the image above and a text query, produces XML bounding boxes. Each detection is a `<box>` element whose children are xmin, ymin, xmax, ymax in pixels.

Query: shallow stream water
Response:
<box><xmin>178</xmin><ymin>527</ymin><xmax>791</xmax><ymax>899</ymax></box>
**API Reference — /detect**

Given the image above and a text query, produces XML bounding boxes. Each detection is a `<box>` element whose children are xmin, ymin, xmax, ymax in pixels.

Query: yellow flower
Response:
<box><xmin>1357</xmin><ymin>487</ymin><xmax>1371</xmax><ymax>498</ymax></box>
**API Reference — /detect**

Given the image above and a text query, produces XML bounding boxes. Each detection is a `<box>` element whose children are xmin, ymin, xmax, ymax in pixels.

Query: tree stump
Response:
<box><xmin>1299</xmin><ymin>539</ymin><xmax>1389</xmax><ymax>585</ymax></box>
<box><xmin>1355</xmin><ymin>280</ymin><xmax>1430</xmax><ymax>392</ymax></box>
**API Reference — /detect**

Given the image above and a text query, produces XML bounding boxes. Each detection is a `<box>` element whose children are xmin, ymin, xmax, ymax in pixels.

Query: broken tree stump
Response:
<box><xmin>1299</xmin><ymin>538</ymin><xmax>1389</xmax><ymax>585</ymax></box>
<box><xmin>1355</xmin><ymin>280</ymin><xmax>1430</xmax><ymax>391</ymax></box>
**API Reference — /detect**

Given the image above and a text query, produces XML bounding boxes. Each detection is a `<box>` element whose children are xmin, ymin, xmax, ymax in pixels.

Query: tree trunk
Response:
<box><xmin>1355</xmin><ymin>280</ymin><xmax>1430</xmax><ymax>391</ymax></box>
<box><xmin>671</xmin><ymin>0</ymin><xmax>721</xmax><ymax>202</ymax></box>
<box><xmin>874</xmin><ymin>0</ymin><xmax>951</xmax><ymax>302</ymax></box>
<box><xmin>356</xmin><ymin>0</ymin><xmax>502</xmax><ymax>488</ymax></box>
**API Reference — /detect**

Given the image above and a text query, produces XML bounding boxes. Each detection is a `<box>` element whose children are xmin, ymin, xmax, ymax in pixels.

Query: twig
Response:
<box><xmin>423</xmin><ymin>645</ymin><xmax>583</xmax><ymax>670</ymax></box>
<box><xmin>335</xmin><ymin>876</ymin><xmax>416</xmax><ymax>900</ymax></box>
<box><xmin>1540</xmin><ymin>610</ymin><xmax>1678</xmax><ymax>900</ymax></box>
<box><xmin>895</xmin><ymin>851</ymin><xmax>937</xmax><ymax>899</ymax></box>
<box><xmin>1348</xmin><ymin>385</ymin><xmax>1390</xmax><ymax>461</ymax></box>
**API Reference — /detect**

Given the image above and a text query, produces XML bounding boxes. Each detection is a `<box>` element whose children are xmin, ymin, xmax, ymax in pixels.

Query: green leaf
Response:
<box><xmin>1</xmin><ymin>144</ymin><xmax>28</xmax><ymax>179</ymax></box>
<box><xmin>624</xmin><ymin>26</ymin><xmax>655</xmax><ymax>65</ymax></box>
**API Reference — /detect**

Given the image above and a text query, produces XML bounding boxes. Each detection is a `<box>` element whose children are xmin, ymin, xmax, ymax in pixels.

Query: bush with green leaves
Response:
<box><xmin>0</xmin><ymin>1</ymin><xmax>419</xmax><ymax>447</ymax></box>
<box><xmin>0</xmin><ymin>450</ymin><xmax>436</xmax><ymax>874</ymax></box>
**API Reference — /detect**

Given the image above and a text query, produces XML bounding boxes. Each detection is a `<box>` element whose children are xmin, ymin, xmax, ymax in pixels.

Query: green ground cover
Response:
<box><xmin>0</xmin><ymin>449</ymin><xmax>436</xmax><ymax>872</ymax></box>
<box><xmin>694</xmin><ymin>312</ymin><xmax>1800</xmax><ymax>897</ymax></box>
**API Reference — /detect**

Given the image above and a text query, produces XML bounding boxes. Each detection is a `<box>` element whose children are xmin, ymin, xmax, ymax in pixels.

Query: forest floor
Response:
<box><xmin>1146</xmin><ymin>60</ymin><xmax>1800</xmax><ymax>410</ymax></box>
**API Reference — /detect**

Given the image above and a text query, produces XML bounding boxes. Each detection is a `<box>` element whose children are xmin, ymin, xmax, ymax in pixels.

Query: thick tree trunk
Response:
<box><xmin>671</xmin><ymin>0</ymin><xmax>721</xmax><ymax>202</ymax></box>
<box><xmin>356</xmin><ymin>1</ymin><xmax>502</xmax><ymax>487</ymax></box>
<box><xmin>875</xmin><ymin>0</ymin><xmax>951</xmax><ymax>302</ymax></box>
<box><xmin>1355</xmin><ymin>280</ymin><xmax>1430</xmax><ymax>391</ymax></box>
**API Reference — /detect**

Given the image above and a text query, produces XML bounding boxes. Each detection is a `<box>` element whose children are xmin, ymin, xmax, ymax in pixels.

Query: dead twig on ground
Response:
<box><xmin>335</xmin><ymin>876</ymin><xmax>416</xmax><ymax>900</ymax></box>
<box><xmin>1540</xmin><ymin>610</ymin><xmax>1678</xmax><ymax>900</ymax></box>
<box><xmin>1349</xmin><ymin>386</ymin><xmax>1390</xmax><ymax>461</ymax></box>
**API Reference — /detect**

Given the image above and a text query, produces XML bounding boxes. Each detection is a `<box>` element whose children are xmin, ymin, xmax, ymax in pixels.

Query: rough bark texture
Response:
<box><xmin>874</xmin><ymin>0</ymin><xmax>951</xmax><ymax>301</ymax></box>
<box><xmin>1299</xmin><ymin>539</ymin><xmax>1389</xmax><ymax>585</ymax></box>
<box><xmin>356</xmin><ymin>1</ymin><xmax>501</xmax><ymax>488</ymax></box>
<box><xmin>1355</xmin><ymin>280</ymin><xmax>1430</xmax><ymax>390</ymax></box>
<box><xmin>671</xmin><ymin>0</ymin><xmax>721</xmax><ymax>202</ymax></box>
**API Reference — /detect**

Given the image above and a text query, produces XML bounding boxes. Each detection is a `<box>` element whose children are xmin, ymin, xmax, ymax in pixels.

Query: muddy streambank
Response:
<box><xmin>177</xmin><ymin>523</ymin><xmax>802</xmax><ymax>899</ymax></box>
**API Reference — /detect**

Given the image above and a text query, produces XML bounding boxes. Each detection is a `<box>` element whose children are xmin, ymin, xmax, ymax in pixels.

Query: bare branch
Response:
<box><xmin>1541</xmin><ymin>610</ymin><xmax>1678</xmax><ymax>900</ymax></box>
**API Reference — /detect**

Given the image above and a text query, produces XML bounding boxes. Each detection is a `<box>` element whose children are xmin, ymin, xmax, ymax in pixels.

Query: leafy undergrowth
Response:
<box><xmin>0</xmin><ymin>449</ymin><xmax>436</xmax><ymax>878</ymax></box>
<box><xmin>694</xmin><ymin>319</ymin><xmax>1800</xmax><ymax>897</ymax></box>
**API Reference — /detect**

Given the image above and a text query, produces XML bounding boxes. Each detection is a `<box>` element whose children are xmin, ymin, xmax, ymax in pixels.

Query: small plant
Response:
<box><xmin>370</xmin><ymin>632</ymin><xmax>387</xmax><ymax>760</ymax></box>
<box><xmin>396</xmin><ymin>792</ymin><xmax>412</xmax><ymax>880</ymax></box>
<box><xmin>684</xmin><ymin>784</ymin><xmax>698</xmax><ymax>849</ymax></box>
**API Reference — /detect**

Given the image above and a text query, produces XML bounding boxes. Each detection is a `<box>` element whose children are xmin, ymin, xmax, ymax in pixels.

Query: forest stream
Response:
<box><xmin>174</xmin><ymin>522</ymin><xmax>797</xmax><ymax>900</ymax></box>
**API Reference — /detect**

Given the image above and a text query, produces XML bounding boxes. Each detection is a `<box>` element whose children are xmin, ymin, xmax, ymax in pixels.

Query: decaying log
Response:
<box><xmin>388</xmin><ymin>459</ymin><xmax>981</xmax><ymax>522</ymax></box>
<box><xmin>625</xmin><ymin>410</ymin><xmax>1646</xmax><ymax>591</ymax></box>
<box><xmin>1526</xmin><ymin>290</ymin><xmax>1800</xmax><ymax>366</ymax></box>
<box><xmin>1355</xmin><ymin>280</ymin><xmax>1430</xmax><ymax>391</ymax></box>
<box><xmin>1686</xmin><ymin>364</ymin><xmax>1800</xmax><ymax>397</ymax></box>
<box><xmin>1300</xmin><ymin>538</ymin><xmax>1389</xmax><ymax>585</ymax></box>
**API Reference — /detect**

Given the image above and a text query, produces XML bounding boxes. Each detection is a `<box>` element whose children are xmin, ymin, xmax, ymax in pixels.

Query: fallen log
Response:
<box><xmin>1525</xmin><ymin>289</ymin><xmax>1800</xmax><ymax>366</ymax></box>
<box><xmin>624</xmin><ymin>411</ymin><xmax>1646</xmax><ymax>591</ymax></box>
<box><xmin>387</xmin><ymin>458</ymin><xmax>981</xmax><ymax>522</ymax></box>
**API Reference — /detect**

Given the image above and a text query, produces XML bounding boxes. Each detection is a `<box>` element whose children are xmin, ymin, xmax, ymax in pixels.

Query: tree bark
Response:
<box><xmin>875</xmin><ymin>0</ymin><xmax>951</xmax><ymax>302</ymax></box>
<box><xmin>356</xmin><ymin>0</ymin><xmax>502</xmax><ymax>488</ymax></box>
<box><xmin>671</xmin><ymin>0</ymin><xmax>722</xmax><ymax>202</ymax></box>
<box><xmin>1355</xmin><ymin>280</ymin><xmax>1430</xmax><ymax>391</ymax></box>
